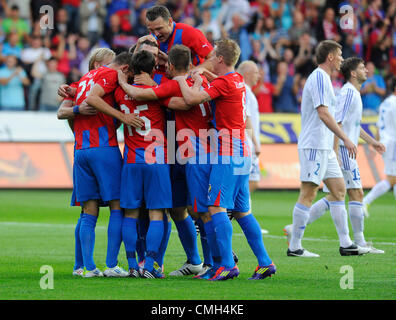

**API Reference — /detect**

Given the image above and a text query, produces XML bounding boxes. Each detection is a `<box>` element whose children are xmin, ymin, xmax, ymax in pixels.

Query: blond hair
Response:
<box><xmin>88</xmin><ymin>48</ymin><xmax>116</xmax><ymax>71</ymax></box>
<box><xmin>215</xmin><ymin>39</ymin><xmax>241</xmax><ymax>67</ymax></box>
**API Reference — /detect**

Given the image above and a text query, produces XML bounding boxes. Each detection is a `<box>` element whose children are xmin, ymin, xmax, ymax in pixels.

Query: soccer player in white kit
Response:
<box><xmin>285</xmin><ymin>40</ymin><xmax>369</xmax><ymax>257</ymax></box>
<box><xmin>363</xmin><ymin>77</ymin><xmax>396</xmax><ymax>214</ymax></box>
<box><xmin>302</xmin><ymin>57</ymin><xmax>385</xmax><ymax>254</ymax></box>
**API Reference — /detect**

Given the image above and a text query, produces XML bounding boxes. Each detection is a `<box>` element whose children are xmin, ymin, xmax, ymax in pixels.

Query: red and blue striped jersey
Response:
<box><xmin>153</xmin><ymin>76</ymin><xmax>212</xmax><ymax>159</ymax></box>
<box><xmin>73</xmin><ymin>66</ymin><xmax>119</xmax><ymax>150</ymax></box>
<box><xmin>155</xmin><ymin>22</ymin><xmax>213</xmax><ymax>66</ymax></box>
<box><xmin>204</xmin><ymin>71</ymin><xmax>250</xmax><ymax>157</ymax></box>
<box><xmin>114</xmin><ymin>85</ymin><xmax>167</xmax><ymax>164</ymax></box>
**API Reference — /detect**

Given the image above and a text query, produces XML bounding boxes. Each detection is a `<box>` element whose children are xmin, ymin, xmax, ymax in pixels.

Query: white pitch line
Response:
<box><xmin>1</xmin><ymin>221</ymin><xmax>396</xmax><ymax>246</ymax></box>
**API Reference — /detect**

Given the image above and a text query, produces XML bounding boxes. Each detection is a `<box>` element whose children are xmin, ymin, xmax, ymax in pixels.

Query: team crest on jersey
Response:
<box><xmin>234</xmin><ymin>81</ymin><xmax>244</xmax><ymax>89</ymax></box>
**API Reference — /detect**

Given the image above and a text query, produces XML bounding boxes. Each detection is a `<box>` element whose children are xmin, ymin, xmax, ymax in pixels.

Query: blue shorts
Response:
<box><xmin>207</xmin><ymin>155</ymin><xmax>251</xmax><ymax>212</ymax></box>
<box><xmin>170</xmin><ymin>162</ymin><xmax>189</xmax><ymax>208</ymax></box>
<box><xmin>185</xmin><ymin>162</ymin><xmax>211</xmax><ymax>213</ymax></box>
<box><xmin>74</xmin><ymin>146</ymin><xmax>122</xmax><ymax>203</ymax></box>
<box><xmin>120</xmin><ymin>163</ymin><xmax>172</xmax><ymax>210</ymax></box>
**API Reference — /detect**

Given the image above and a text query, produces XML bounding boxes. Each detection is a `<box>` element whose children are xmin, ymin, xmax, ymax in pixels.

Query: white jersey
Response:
<box><xmin>377</xmin><ymin>94</ymin><xmax>396</xmax><ymax>160</ymax></box>
<box><xmin>298</xmin><ymin>67</ymin><xmax>337</xmax><ymax>150</ymax></box>
<box><xmin>245</xmin><ymin>84</ymin><xmax>260</xmax><ymax>154</ymax></box>
<box><xmin>335</xmin><ymin>82</ymin><xmax>362</xmax><ymax>146</ymax></box>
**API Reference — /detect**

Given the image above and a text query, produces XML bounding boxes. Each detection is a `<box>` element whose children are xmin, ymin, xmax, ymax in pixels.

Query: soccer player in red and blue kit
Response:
<box><xmin>128</xmin><ymin>39</ymin><xmax>172</xmax><ymax>271</ymax></box>
<box><xmin>116</xmin><ymin>50</ymin><xmax>172</xmax><ymax>278</ymax></box>
<box><xmin>74</xmin><ymin>52</ymin><xmax>143</xmax><ymax>278</ymax></box>
<box><xmin>174</xmin><ymin>39</ymin><xmax>276</xmax><ymax>281</ymax></box>
<box><xmin>145</xmin><ymin>5</ymin><xmax>214</xmax><ymax>69</ymax></box>
<box><xmin>57</xmin><ymin>48</ymin><xmax>116</xmax><ymax>277</ymax></box>
<box><xmin>118</xmin><ymin>45</ymin><xmax>214</xmax><ymax>276</ymax></box>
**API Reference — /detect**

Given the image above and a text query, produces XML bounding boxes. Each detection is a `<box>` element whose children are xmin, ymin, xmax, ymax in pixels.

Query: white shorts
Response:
<box><xmin>299</xmin><ymin>148</ymin><xmax>343</xmax><ymax>186</ymax></box>
<box><xmin>249</xmin><ymin>155</ymin><xmax>261</xmax><ymax>182</ymax></box>
<box><xmin>381</xmin><ymin>140</ymin><xmax>396</xmax><ymax>176</ymax></box>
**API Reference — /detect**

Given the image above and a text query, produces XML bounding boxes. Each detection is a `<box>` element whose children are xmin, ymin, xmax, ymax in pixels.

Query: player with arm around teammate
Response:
<box><xmin>115</xmin><ymin>50</ymin><xmax>172</xmax><ymax>278</ymax></box>
<box><xmin>173</xmin><ymin>39</ymin><xmax>275</xmax><ymax>281</ymax></box>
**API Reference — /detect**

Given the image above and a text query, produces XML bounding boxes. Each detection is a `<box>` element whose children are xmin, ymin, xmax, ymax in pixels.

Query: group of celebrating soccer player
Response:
<box><xmin>57</xmin><ymin>5</ymin><xmax>274</xmax><ymax>281</ymax></box>
<box><xmin>57</xmin><ymin>5</ymin><xmax>395</xmax><ymax>281</ymax></box>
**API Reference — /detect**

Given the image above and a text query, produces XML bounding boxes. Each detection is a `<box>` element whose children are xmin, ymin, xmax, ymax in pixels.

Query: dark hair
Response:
<box><xmin>11</xmin><ymin>5</ymin><xmax>19</xmax><ymax>11</ymax></box>
<box><xmin>340</xmin><ymin>57</ymin><xmax>364</xmax><ymax>80</ymax></box>
<box><xmin>113</xmin><ymin>52</ymin><xmax>133</xmax><ymax>70</ymax></box>
<box><xmin>168</xmin><ymin>45</ymin><xmax>191</xmax><ymax>71</ymax></box>
<box><xmin>131</xmin><ymin>50</ymin><xmax>156</xmax><ymax>75</ymax></box>
<box><xmin>146</xmin><ymin>5</ymin><xmax>171</xmax><ymax>22</ymax></box>
<box><xmin>128</xmin><ymin>40</ymin><xmax>158</xmax><ymax>55</ymax></box>
<box><xmin>315</xmin><ymin>40</ymin><xmax>342</xmax><ymax>64</ymax></box>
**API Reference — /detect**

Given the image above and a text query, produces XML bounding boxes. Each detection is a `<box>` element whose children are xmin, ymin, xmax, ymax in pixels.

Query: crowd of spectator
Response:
<box><xmin>0</xmin><ymin>0</ymin><xmax>396</xmax><ymax>114</ymax></box>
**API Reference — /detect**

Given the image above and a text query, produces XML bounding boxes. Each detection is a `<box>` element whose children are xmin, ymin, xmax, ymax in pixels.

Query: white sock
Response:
<box><xmin>364</xmin><ymin>180</ymin><xmax>391</xmax><ymax>205</ymax></box>
<box><xmin>307</xmin><ymin>198</ymin><xmax>330</xmax><ymax>224</ymax></box>
<box><xmin>289</xmin><ymin>203</ymin><xmax>310</xmax><ymax>251</ymax></box>
<box><xmin>329</xmin><ymin>201</ymin><xmax>353</xmax><ymax>248</ymax></box>
<box><xmin>348</xmin><ymin>201</ymin><xmax>366</xmax><ymax>247</ymax></box>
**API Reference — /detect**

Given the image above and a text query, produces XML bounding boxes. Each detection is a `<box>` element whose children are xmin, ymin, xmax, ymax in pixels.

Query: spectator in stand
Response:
<box><xmin>217</xmin><ymin>0</ymin><xmax>250</xmax><ymax>32</ymax></box>
<box><xmin>272</xmin><ymin>60</ymin><xmax>299</xmax><ymax>113</ymax></box>
<box><xmin>0</xmin><ymin>54</ymin><xmax>30</xmax><ymax>111</ymax></box>
<box><xmin>80</xmin><ymin>0</ymin><xmax>107</xmax><ymax>47</ymax></box>
<box><xmin>361</xmin><ymin>61</ymin><xmax>386</xmax><ymax>115</ymax></box>
<box><xmin>3</xmin><ymin>0</ymin><xmax>31</xmax><ymax>22</ymax></box>
<box><xmin>271</xmin><ymin>0</ymin><xmax>293</xmax><ymax>31</ymax></box>
<box><xmin>342</xmin><ymin>33</ymin><xmax>358</xmax><ymax>59</ymax></box>
<box><xmin>288</xmin><ymin>10</ymin><xmax>310</xmax><ymax>49</ymax></box>
<box><xmin>50</xmin><ymin>34</ymin><xmax>76</xmax><ymax>80</ymax></box>
<box><xmin>62</xmin><ymin>0</ymin><xmax>81</xmax><ymax>35</ymax></box>
<box><xmin>0</xmin><ymin>31</ymin><xmax>22</xmax><ymax>63</ymax></box>
<box><xmin>294</xmin><ymin>32</ymin><xmax>316</xmax><ymax>78</ymax></box>
<box><xmin>54</xmin><ymin>7</ymin><xmax>69</xmax><ymax>37</ymax></box>
<box><xmin>1</xmin><ymin>4</ymin><xmax>29</xmax><ymax>46</ymax></box>
<box><xmin>20</xmin><ymin>35</ymin><xmax>52</xmax><ymax>110</ymax></box>
<box><xmin>252</xmin><ymin>65</ymin><xmax>274</xmax><ymax>113</ymax></box>
<box><xmin>103</xmin><ymin>13</ymin><xmax>135</xmax><ymax>55</ymax></box>
<box><xmin>39</xmin><ymin>57</ymin><xmax>65</xmax><ymax>111</ymax></box>
<box><xmin>222</xmin><ymin>13</ymin><xmax>252</xmax><ymax>62</ymax></box>
<box><xmin>369</xmin><ymin>19</ymin><xmax>392</xmax><ymax>71</ymax></box>
<box><xmin>197</xmin><ymin>9</ymin><xmax>221</xmax><ymax>41</ymax></box>
<box><xmin>132</xmin><ymin>8</ymin><xmax>150</xmax><ymax>38</ymax></box>
<box><xmin>320</xmin><ymin>7</ymin><xmax>341</xmax><ymax>42</ymax></box>
<box><xmin>194</xmin><ymin>0</ymin><xmax>222</xmax><ymax>20</ymax></box>
<box><xmin>69</xmin><ymin>35</ymin><xmax>91</xmax><ymax>83</ymax></box>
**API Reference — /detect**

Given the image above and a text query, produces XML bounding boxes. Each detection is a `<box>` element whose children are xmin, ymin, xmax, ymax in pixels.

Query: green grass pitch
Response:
<box><xmin>0</xmin><ymin>190</ymin><xmax>395</xmax><ymax>300</ymax></box>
